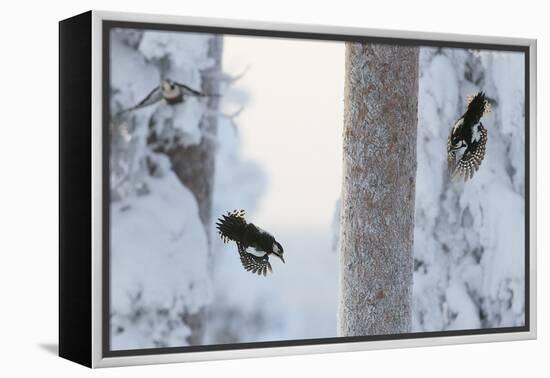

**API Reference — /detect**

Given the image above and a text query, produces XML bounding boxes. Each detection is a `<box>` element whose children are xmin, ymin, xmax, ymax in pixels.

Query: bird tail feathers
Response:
<box><xmin>215</xmin><ymin>209</ymin><xmax>247</xmax><ymax>243</ymax></box>
<box><xmin>465</xmin><ymin>91</ymin><xmax>490</xmax><ymax>125</ymax></box>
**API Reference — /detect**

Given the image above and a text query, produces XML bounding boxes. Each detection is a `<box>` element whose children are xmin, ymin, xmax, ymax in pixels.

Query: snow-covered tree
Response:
<box><xmin>338</xmin><ymin>43</ymin><xmax>419</xmax><ymax>336</ymax></box>
<box><xmin>109</xmin><ymin>29</ymin><xmax>223</xmax><ymax>349</ymax></box>
<box><xmin>146</xmin><ymin>34</ymin><xmax>224</xmax><ymax>344</ymax></box>
<box><xmin>163</xmin><ymin>36</ymin><xmax>223</xmax><ymax>230</ymax></box>
<box><xmin>413</xmin><ymin>48</ymin><xmax>525</xmax><ymax>331</ymax></box>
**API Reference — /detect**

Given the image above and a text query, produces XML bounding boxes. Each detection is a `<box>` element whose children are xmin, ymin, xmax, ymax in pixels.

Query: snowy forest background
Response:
<box><xmin>108</xmin><ymin>28</ymin><xmax>525</xmax><ymax>350</ymax></box>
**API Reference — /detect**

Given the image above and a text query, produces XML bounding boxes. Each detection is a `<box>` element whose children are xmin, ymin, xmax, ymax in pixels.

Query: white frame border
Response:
<box><xmin>90</xmin><ymin>10</ymin><xmax>537</xmax><ymax>368</ymax></box>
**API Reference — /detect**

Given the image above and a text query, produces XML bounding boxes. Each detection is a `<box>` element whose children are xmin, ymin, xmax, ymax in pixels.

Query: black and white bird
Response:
<box><xmin>121</xmin><ymin>79</ymin><xmax>217</xmax><ymax>113</ymax></box>
<box><xmin>447</xmin><ymin>91</ymin><xmax>491</xmax><ymax>181</ymax></box>
<box><xmin>216</xmin><ymin>209</ymin><xmax>285</xmax><ymax>276</ymax></box>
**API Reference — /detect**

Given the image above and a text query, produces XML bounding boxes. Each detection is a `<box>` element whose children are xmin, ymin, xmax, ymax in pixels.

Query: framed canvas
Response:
<box><xmin>59</xmin><ymin>10</ymin><xmax>537</xmax><ymax>368</ymax></box>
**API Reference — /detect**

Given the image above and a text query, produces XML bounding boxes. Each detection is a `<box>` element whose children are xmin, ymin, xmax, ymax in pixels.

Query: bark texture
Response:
<box><xmin>338</xmin><ymin>43</ymin><xmax>419</xmax><ymax>336</ymax></box>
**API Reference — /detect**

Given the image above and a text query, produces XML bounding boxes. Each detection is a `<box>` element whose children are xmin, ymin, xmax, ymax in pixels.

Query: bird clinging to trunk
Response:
<box><xmin>216</xmin><ymin>209</ymin><xmax>285</xmax><ymax>276</ymax></box>
<box><xmin>447</xmin><ymin>91</ymin><xmax>491</xmax><ymax>181</ymax></box>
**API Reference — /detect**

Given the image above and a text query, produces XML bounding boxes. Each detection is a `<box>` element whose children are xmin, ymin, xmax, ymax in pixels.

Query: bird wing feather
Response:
<box><xmin>451</xmin><ymin>123</ymin><xmax>488</xmax><ymax>182</ymax></box>
<box><xmin>172</xmin><ymin>81</ymin><xmax>206</xmax><ymax>97</ymax></box>
<box><xmin>125</xmin><ymin>86</ymin><xmax>163</xmax><ymax>112</ymax></box>
<box><xmin>173</xmin><ymin>81</ymin><xmax>221</xmax><ymax>97</ymax></box>
<box><xmin>237</xmin><ymin>243</ymin><xmax>272</xmax><ymax>276</ymax></box>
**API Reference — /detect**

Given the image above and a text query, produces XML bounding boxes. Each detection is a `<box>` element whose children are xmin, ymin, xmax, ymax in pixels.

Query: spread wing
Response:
<box><xmin>173</xmin><ymin>81</ymin><xmax>221</xmax><ymax>97</ymax></box>
<box><xmin>173</xmin><ymin>81</ymin><xmax>207</xmax><ymax>97</ymax></box>
<box><xmin>237</xmin><ymin>243</ymin><xmax>272</xmax><ymax>276</ymax></box>
<box><xmin>451</xmin><ymin>123</ymin><xmax>488</xmax><ymax>181</ymax></box>
<box><xmin>120</xmin><ymin>86</ymin><xmax>163</xmax><ymax>114</ymax></box>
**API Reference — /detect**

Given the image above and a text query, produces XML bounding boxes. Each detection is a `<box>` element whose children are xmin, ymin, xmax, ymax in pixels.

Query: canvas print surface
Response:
<box><xmin>107</xmin><ymin>24</ymin><xmax>527</xmax><ymax>353</ymax></box>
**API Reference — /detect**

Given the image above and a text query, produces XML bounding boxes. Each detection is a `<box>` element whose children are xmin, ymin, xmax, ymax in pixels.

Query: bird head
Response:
<box><xmin>160</xmin><ymin>79</ymin><xmax>181</xmax><ymax>101</ymax></box>
<box><xmin>271</xmin><ymin>241</ymin><xmax>285</xmax><ymax>263</ymax></box>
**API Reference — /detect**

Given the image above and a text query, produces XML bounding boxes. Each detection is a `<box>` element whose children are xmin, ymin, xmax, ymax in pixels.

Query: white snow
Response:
<box><xmin>413</xmin><ymin>47</ymin><xmax>525</xmax><ymax>331</ymax></box>
<box><xmin>139</xmin><ymin>31</ymin><xmax>214</xmax><ymax>74</ymax></box>
<box><xmin>110</xmin><ymin>172</ymin><xmax>210</xmax><ymax>349</ymax></box>
<box><xmin>109</xmin><ymin>28</ymin><xmax>217</xmax><ymax>349</ymax></box>
<box><xmin>149</xmin><ymin>98</ymin><xmax>204</xmax><ymax>148</ymax></box>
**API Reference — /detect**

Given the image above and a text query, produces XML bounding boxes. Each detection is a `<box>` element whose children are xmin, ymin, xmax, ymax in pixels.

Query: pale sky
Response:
<box><xmin>222</xmin><ymin>35</ymin><xmax>345</xmax><ymax>229</ymax></box>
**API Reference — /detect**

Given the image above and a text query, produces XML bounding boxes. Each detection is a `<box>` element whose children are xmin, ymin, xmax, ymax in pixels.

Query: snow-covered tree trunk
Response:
<box><xmin>338</xmin><ymin>43</ymin><xmax>419</xmax><ymax>336</ymax></box>
<box><xmin>109</xmin><ymin>30</ymin><xmax>223</xmax><ymax>349</ymax></box>
<box><xmin>163</xmin><ymin>35</ymin><xmax>223</xmax><ymax>345</ymax></box>
<box><xmin>168</xmin><ymin>35</ymin><xmax>223</xmax><ymax>230</ymax></box>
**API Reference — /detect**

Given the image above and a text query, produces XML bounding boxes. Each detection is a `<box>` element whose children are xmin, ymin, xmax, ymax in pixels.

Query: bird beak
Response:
<box><xmin>277</xmin><ymin>254</ymin><xmax>285</xmax><ymax>264</ymax></box>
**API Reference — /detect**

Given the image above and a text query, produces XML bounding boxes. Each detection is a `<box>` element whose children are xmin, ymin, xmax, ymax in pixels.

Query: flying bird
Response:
<box><xmin>120</xmin><ymin>79</ymin><xmax>219</xmax><ymax>113</ymax></box>
<box><xmin>216</xmin><ymin>209</ymin><xmax>285</xmax><ymax>276</ymax></box>
<box><xmin>447</xmin><ymin>91</ymin><xmax>491</xmax><ymax>181</ymax></box>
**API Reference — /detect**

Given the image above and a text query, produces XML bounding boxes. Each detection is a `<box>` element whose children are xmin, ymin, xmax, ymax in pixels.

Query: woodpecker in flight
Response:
<box><xmin>121</xmin><ymin>79</ymin><xmax>218</xmax><ymax>113</ymax></box>
<box><xmin>216</xmin><ymin>209</ymin><xmax>285</xmax><ymax>276</ymax></box>
<box><xmin>447</xmin><ymin>91</ymin><xmax>491</xmax><ymax>181</ymax></box>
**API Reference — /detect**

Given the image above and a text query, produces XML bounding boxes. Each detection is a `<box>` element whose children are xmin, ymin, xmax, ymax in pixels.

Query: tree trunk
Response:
<box><xmin>166</xmin><ymin>35</ymin><xmax>223</xmax><ymax>345</ymax></box>
<box><xmin>168</xmin><ymin>35</ymin><xmax>223</xmax><ymax>230</ymax></box>
<box><xmin>338</xmin><ymin>43</ymin><xmax>419</xmax><ymax>336</ymax></box>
